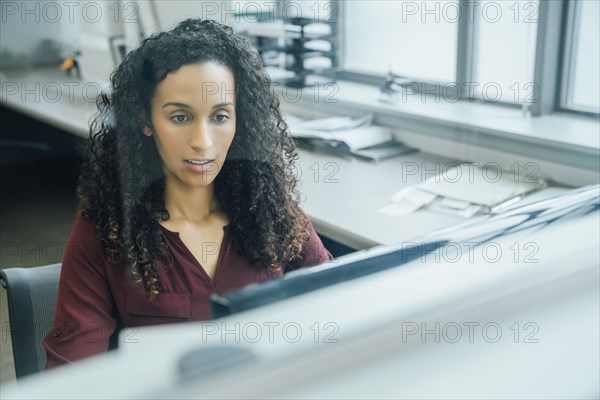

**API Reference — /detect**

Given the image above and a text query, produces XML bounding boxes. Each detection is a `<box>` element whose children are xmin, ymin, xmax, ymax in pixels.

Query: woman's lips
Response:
<box><xmin>183</xmin><ymin>159</ymin><xmax>217</xmax><ymax>173</ymax></box>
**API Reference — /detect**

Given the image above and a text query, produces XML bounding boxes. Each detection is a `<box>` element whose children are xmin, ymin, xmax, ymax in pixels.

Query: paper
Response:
<box><xmin>428</xmin><ymin>200</ymin><xmax>483</xmax><ymax>218</ymax></box>
<box><xmin>379</xmin><ymin>187</ymin><xmax>437</xmax><ymax>216</ymax></box>
<box><xmin>292</xmin><ymin>114</ymin><xmax>373</xmax><ymax>131</ymax></box>
<box><xmin>303</xmin><ymin>23</ymin><xmax>332</xmax><ymax>36</ymax></box>
<box><xmin>302</xmin><ymin>57</ymin><xmax>333</xmax><ymax>70</ymax></box>
<box><xmin>304</xmin><ymin>40</ymin><xmax>333</xmax><ymax>52</ymax></box>
<box><xmin>351</xmin><ymin>142</ymin><xmax>417</xmax><ymax>162</ymax></box>
<box><xmin>288</xmin><ymin>114</ymin><xmax>393</xmax><ymax>152</ymax></box>
<box><xmin>287</xmin><ymin>114</ymin><xmax>415</xmax><ymax>161</ymax></box>
<box><xmin>436</xmin><ymin>197</ymin><xmax>472</xmax><ymax>210</ymax></box>
<box><xmin>323</xmin><ymin>126</ymin><xmax>393</xmax><ymax>151</ymax></box>
<box><xmin>244</xmin><ymin>22</ymin><xmax>332</xmax><ymax>39</ymax></box>
<box><xmin>390</xmin><ymin>186</ymin><xmax>437</xmax><ymax>203</ymax></box>
<box><xmin>381</xmin><ymin>164</ymin><xmax>545</xmax><ymax>218</ymax></box>
<box><xmin>243</xmin><ymin>22</ymin><xmax>287</xmax><ymax>38</ymax></box>
<box><xmin>417</xmin><ymin>163</ymin><xmax>544</xmax><ymax>207</ymax></box>
<box><xmin>378</xmin><ymin>200</ymin><xmax>424</xmax><ymax>216</ymax></box>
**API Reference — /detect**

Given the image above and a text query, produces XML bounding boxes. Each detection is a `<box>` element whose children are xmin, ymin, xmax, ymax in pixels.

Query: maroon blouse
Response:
<box><xmin>43</xmin><ymin>212</ymin><xmax>332</xmax><ymax>368</ymax></box>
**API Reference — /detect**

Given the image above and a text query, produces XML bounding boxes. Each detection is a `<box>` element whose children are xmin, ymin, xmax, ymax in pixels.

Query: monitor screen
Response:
<box><xmin>210</xmin><ymin>239</ymin><xmax>448</xmax><ymax>318</ymax></box>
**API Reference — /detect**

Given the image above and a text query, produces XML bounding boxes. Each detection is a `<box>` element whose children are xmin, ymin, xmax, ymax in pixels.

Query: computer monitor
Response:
<box><xmin>211</xmin><ymin>184</ymin><xmax>600</xmax><ymax>318</ymax></box>
<box><xmin>210</xmin><ymin>239</ymin><xmax>448</xmax><ymax>318</ymax></box>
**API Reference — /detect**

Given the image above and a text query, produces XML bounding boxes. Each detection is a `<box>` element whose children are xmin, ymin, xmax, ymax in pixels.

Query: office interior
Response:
<box><xmin>1</xmin><ymin>0</ymin><xmax>599</xmax><ymax>398</ymax></box>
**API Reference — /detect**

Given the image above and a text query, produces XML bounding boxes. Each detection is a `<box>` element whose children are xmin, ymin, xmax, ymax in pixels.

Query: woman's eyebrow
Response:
<box><xmin>212</xmin><ymin>102</ymin><xmax>234</xmax><ymax>109</ymax></box>
<box><xmin>161</xmin><ymin>102</ymin><xmax>233</xmax><ymax>110</ymax></box>
<box><xmin>162</xmin><ymin>102</ymin><xmax>191</xmax><ymax>110</ymax></box>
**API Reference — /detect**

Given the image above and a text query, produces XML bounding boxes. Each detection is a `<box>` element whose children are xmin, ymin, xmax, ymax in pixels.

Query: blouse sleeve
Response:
<box><xmin>285</xmin><ymin>214</ymin><xmax>334</xmax><ymax>272</ymax></box>
<box><xmin>43</xmin><ymin>212</ymin><xmax>117</xmax><ymax>369</ymax></box>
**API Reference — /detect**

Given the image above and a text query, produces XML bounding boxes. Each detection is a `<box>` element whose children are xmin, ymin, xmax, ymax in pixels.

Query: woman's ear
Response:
<box><xmin>143</xmin><ymin>126</ymin><xmax>153</xmax><ymax>137</ymax></box>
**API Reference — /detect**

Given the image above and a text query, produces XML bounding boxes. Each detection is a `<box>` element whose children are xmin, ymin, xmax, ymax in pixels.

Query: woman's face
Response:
<box><xmin>145</xmin><ymin>62</ymin><xmax>236</xmax><ymax>188</ymax></box>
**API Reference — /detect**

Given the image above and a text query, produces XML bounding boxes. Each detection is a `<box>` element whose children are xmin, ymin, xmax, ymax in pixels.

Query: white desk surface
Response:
<box><xmin>4</xmin><ymin>206</ymin><xmax>599</xmax><ymax>399</ymax></box>
<box><xmin>1</xmin><ymin>67</ymin><xmax>96</xmax><ymax>138</ymax></box>
<box><xmin>295</xmin><ymin>149</ymin><xmax>467</xmax><ymax>248</ymax></box>
<box><xmin>0</xmin><ymin>68</ymin><xmax>567</xmax><ymax>249</ymax></box>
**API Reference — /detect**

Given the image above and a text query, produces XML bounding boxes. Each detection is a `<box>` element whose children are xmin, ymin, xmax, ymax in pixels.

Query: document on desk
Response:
<box><xmin>291</xmin><ymin>125</ymin><xmax>392</xmax><ymax>151</ymax></box>
<box><xmin>418</xmin><ymin>163</ymin><xmax>545</xmax><ymax>208</ymax></box>
<box><xmin>292</xmin><ymin>114</ymin><xmax>373</xmax><ymax>131</ymax></box>
<box><xmin>287</xmin><ymin>114</ymin><xmax>390</xmax><ymax>150</ymax></box>
<box><xmin>286</xmin><ymin>113</ymin><xmax>416</xmax><ymax>160</ymax></box>
<box><xmin>378</xmin><ymin>187</ymin><xmax>437</xmax><ymax>216</ymax></box>
<box><xmin>379</xmin><ymin>163</ymin><xmax>546</xmax><ymax>218</ymax></box>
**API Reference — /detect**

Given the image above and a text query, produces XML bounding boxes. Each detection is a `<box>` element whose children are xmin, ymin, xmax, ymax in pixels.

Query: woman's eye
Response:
<box><xmin>215</xmin><ymin>114</ymin><xmax>229</xmax><ymax>123</ymax></box>
<box><xmin>171</xmin><ymin>115</ymin><xmax>188</xmax><ymax>123</ymax></box>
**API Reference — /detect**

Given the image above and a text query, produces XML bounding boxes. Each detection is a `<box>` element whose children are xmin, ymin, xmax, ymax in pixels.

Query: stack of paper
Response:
<box><xmin>379</xmin><ymin>163</ymin><xmax>546</xmax><ymax>218</ymax></box>
<box><xmin>287</xmin><ymin>114</ymin><xmax>417</xmax><ymax>161</ymax></box>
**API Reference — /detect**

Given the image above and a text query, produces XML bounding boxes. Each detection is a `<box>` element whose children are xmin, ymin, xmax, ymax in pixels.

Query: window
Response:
<box><xmin>561</xmin><ymin>0</ymin><xmax>600</xmax><ymax>114</ymax></box>
<box><xmin>342</xmin><ymin>0</ymin><xmax>539</xmax><ymax>105</ymax></box>
<box><xmin>340</xmin><ymin>0</ymin><xmax>599</xmax><ymax>116</ymax></box>
<box><xmin>472</xmin><ymin>0</ymin><xmax>539</xmax><ymax>104</ymax></box>
<box><xmin>343</xmin><ymin>0</ymin><xmax>458</xmax><ymax>83</ymax></box>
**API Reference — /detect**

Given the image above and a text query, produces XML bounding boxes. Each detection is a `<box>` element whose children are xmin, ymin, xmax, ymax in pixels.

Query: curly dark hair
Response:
<box><xmin>77</xmin><ymin>18</ymin><xmax>308</xmax><ymax>299</ymax></box>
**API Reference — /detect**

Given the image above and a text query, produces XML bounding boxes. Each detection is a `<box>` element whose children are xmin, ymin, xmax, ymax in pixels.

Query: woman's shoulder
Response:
<box><xmin>67</xmin><ymin>211</ymin><xmax>103</xmax><ymax>247</ymax></box>
<box><xmin>302</xmin><ymin>216</ymin><xmax>328</xmax><ymax>254</ymax></box>
<box><xmin>72</xmin><ymin>211</ymin><xmax>97</xmax><ymax>234</ymax></box>
<box><xmin>287</xmin><ymin>210</ymin><xmax>333</xmax><ymax>271</ymax></box>
<box><xmin>60</xmin><ymin>211</ymin><xmax>113</xmax><ymax>277</ymax></box>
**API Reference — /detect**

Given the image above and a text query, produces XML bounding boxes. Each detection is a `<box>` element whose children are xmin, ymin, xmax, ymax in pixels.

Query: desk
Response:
<box><xmin>0</xmin><ymin>68</ymin><xmax>567</xmax><ymax>249</ymax></box>
<box><xmin>295</xmin><ymin>149</ymin><xmax>467</xmax><ymax>248</ymax></box>
<box><xmin>1</xmin><ymin>68</ymin><xmax>96</xmax><ymax>138</ymax></box>
<box><xmin>4</xmin><ymin>191</ymin><xmax>599</xmax><ymax>399</ymax></box>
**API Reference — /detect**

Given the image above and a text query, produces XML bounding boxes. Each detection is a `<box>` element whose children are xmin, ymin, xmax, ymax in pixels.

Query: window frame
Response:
<box><xmin>557</xmin><ymin>0</ymin><xmax>600</xmax><ymax>117</ymax></box>
<box><xmin>334</xmin><ymin>0</ymin><xmax>599</xmax><ymax>118</ymax></box>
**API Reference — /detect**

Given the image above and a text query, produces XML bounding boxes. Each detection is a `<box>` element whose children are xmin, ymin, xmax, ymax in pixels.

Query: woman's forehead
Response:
<box><xmin>153</xmin><ymin>63</ymin><xmax>236</xmax><ymax>106</ymax></box>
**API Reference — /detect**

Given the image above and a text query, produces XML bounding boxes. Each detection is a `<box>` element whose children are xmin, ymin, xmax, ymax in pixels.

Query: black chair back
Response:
<box><xmin>0</xmin><ymin>263</ymin><xmax>61</xmax><ymax>379</ymax></box>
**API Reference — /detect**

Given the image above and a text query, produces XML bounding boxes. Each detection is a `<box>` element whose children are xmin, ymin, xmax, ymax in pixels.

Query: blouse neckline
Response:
<box><xmin>159</xmin><ymin>223</ymin><xmax>231</xmax><ymax>236</ymax></box>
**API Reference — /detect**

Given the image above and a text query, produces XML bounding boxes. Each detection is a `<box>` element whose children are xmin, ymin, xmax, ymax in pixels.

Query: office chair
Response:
<box><xmin>0</xmin><ymin>263</ymin><xmax>61</xmax><ymax>379</ymax></box>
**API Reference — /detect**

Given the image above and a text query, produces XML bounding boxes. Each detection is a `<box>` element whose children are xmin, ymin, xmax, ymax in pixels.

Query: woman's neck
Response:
<box><xmin>163</xmin><ymin>180</ymin><xmax>220</xmax><ymax>225</ymax></box>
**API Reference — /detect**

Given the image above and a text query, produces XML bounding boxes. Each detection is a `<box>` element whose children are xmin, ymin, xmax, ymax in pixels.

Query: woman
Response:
<box><xmin>43</xmin><ymin>18</ymin><xmax>332</xmax><ymax>368</ymax></box>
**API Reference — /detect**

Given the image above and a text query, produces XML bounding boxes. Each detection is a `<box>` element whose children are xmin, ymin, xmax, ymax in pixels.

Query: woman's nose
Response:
<box><xmin>189</xmin><ymin>121</ymin><xmax>213</xmax><ymax>150</ymax></box>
